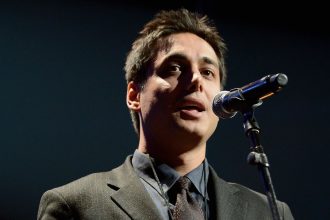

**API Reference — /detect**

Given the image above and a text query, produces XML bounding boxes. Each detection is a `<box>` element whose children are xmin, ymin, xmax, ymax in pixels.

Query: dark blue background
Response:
<box><xmin>1</xmin><ymin>1</ymin><xmax>329</xmax><ymax>219</ymax></box>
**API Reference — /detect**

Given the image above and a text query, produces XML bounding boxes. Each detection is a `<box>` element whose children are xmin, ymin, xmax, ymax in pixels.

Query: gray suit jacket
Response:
<box><xmin>37</xmin><ymin>156</ymin><xmax>294</xmax><ymax>220</ymax></box>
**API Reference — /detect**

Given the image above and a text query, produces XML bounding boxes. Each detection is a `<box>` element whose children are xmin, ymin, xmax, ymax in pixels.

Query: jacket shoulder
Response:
<box><xmin>229</xmin><ymin>182</ymin><xmax>294</xmax><ymax>219</ymax></box>
<box><xmin>38</xmin><ymin>157</ymin><xmax>135</xmax><ymax>220</ymax></box>
<box><xmin>38</xmin><ymin>171</ymin><xmax>113</xmax><ymax>220</ymax></box>
<box><xmin>54</xmin><ymin>171</ymin><xmax>112</xmax><ymax>194</ymax></box>
<box><xmin>209</xmin><ymin>165</ymin><xmax>294</xmax><ymax>219</ymax></box>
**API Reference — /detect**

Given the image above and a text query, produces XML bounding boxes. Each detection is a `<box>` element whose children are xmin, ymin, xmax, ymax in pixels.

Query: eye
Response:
<box><xmin>158</xmin><ymin>63</ymin><xmax>183</xmax><ymax>78</ymax></box>
<box><xmin>161</xmin><ymin>64</ymin><xmax>182</xmax><ymax>76</ymax></box>
<box><xmin>201</xmin><ymin>69</ymin><xmax>215</xmax><ymax>78</ymax></box>
<box><xmin>167</xmin><ymin>64</ymin><xmax>181</xmax><ymax>73</ymax></box>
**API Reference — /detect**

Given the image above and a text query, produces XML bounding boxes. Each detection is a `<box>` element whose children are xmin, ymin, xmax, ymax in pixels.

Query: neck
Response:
<box><xmin>138</xmin><ymin>139</ymin><xmax>206</xmax><ymax>176</ymax></box>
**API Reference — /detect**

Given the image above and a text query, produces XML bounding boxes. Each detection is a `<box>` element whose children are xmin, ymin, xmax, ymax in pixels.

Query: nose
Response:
<box><xmin>188</xmin><ymin>71</ymin><xmax>203</xmax><ymax>92</ymax></box>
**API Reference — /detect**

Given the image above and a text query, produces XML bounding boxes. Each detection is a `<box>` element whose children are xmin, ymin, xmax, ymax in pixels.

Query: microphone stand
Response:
<box><xmin>242</xmin><ymin>109</ymin><xmax>281</xmax><ymax>220</ymax></box>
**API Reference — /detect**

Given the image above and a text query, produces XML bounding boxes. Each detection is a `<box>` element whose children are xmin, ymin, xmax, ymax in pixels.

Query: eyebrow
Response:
<box><xmin>162</xmin><ymin>52</ymin><xmax>219</xmax><ymax>68</ymax></box>
<box><xmin>201</xmin><ymin>56</ymin><xmax>219</xmax><ymax>68</ymax></box>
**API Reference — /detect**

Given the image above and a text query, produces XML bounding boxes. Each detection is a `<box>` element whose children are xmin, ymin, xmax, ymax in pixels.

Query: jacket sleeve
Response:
<box><xmin>37</xmin><ymin>189</ymin><xmax>74</xmax><ymax>220</ymax></box>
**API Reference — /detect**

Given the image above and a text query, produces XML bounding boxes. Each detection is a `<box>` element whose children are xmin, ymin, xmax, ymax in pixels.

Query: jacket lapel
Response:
<box><xmin>107</xmin><ymin>156</ymin><xmax>163</xmax><ymax>220</ymax></box>
<box><xmin>209</xmin><ymin>167</ymin><xmax>248</xmax><ymax>220</ymax></box>
<box><xmin>106</xmin><ymin>157</ymin><xmax>248</xmax><ymax>220</ymax></box>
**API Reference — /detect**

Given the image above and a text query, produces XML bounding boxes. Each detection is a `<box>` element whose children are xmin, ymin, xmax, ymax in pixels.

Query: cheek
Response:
<box><xmin>206</xmin><ymin>85</ymin><xmax>221</xmax><ymax>104</ymax></box>
<box><xmin>152</xmin><ymin>78</ymin><xmax>176</xmax><ymax>102</ymax></box>
<box><xmin>211</xmin><ymin>81</ymin><xmax>221</xmax><ymax>94</ymax></box>
<box><xmin>209</xmin><ymin>113</ymin><xmax>219</xmax><ymax>134</ymax></box>
<box><xmin>140</xmin><ymin>81</ymin><xmax>173</xmax><ymax>113</ymax></box>
<box><xmin>206</xmin><ymin>85</ymin><xmax>221</xmax><ymax>119</ymax></box>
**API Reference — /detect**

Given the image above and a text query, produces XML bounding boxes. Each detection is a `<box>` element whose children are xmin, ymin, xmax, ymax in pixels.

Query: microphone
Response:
<box><xmin>212</xmin><ymin>73</ymin><xmax>288</xmax><ymax>119</ymax></box>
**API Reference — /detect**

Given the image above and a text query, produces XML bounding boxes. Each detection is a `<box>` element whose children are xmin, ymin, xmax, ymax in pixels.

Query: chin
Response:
<box><xmin>170</xmin><ymin>113</ymin><xmax>217</xmax><ymax>140</ymax></box>
<box><xmin>175</xmin><ymin>120</ymin><xmax>211</xmax><ymax>140</ymax></box>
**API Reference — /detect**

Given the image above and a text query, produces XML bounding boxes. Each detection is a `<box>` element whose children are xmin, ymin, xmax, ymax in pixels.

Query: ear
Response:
<box><xmin>126</xmin><ymin>81</ymin><xmax>141</xmax><ymax>111</ymax></box>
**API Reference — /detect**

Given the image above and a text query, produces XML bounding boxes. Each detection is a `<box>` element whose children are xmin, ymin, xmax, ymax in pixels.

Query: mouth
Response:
<box><xmin>176</xmin><ymin>98</ymin><xmax>206</xmax><ymax>118</ymax></box>
<box><xmin>177</xmin><ymin>98</ymin><xmax>205</xmax><ymax>111</ymax></box>
<box><xmin>177</xmin><ymin>105</ymin><xmax>204</xmax><ymax>112</ymax></box>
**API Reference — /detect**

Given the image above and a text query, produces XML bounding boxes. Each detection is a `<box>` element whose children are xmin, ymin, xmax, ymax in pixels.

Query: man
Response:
<box><xmin>38</xmin><ymin>9</ymin><xmax>294</xmax><ymax>220</ymax></box>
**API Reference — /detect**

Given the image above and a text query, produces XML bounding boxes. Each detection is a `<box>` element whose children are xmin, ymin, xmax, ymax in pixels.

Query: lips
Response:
<box><xmin>176</xmin><ymin>98</ymin><xmax>206</xmax><ymax>112</ymax></box>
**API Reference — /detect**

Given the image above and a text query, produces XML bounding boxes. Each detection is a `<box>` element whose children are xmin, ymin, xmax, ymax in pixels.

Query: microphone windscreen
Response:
<box><xmin>212</xmin><ymin>91</ymin><xmax>237</xmax><ymax>119</ymax></box>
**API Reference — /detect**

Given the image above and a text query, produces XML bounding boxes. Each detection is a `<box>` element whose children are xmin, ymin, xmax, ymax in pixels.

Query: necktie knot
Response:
<box><xmin>170</xmin><ymin>176</ymin><xmax>204</xmax><ymax>220</ymax></box>
<box><xmin>177</xmin><ymin>176</ymin><xmax>192</xmax><ymax>191</ymax></box>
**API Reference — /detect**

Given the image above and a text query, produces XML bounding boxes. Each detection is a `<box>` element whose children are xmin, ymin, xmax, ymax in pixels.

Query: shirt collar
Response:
<box><xmin>132</xmin><ymin>149</ymin><xmax>209</xmax><ymax>199</ymax></box>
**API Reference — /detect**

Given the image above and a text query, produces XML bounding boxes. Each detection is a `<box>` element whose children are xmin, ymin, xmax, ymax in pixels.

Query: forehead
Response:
<box><xmin>155</xmin><ymin>33</ymin><xmax>219</xmax><ymax>67</ymax></box>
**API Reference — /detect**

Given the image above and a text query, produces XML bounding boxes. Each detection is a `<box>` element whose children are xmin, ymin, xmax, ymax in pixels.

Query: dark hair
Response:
<box><xmin>124</xmin><ymin>8</ymin><xmax>227</xmax><ymax>134</ymax></box>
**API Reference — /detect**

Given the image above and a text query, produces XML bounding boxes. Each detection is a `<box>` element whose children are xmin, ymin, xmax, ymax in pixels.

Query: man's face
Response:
<box><xmin>138</xmin><ymin>33</ymin><xmax>221</xmax><ymax>146</ymax></box>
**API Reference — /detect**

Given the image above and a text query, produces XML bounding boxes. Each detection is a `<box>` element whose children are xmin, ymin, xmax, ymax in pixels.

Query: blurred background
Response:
<box><xmin>1</xmin><ymin>0</ymin><xmax>329</xmax><ymax>219</ymax></box>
